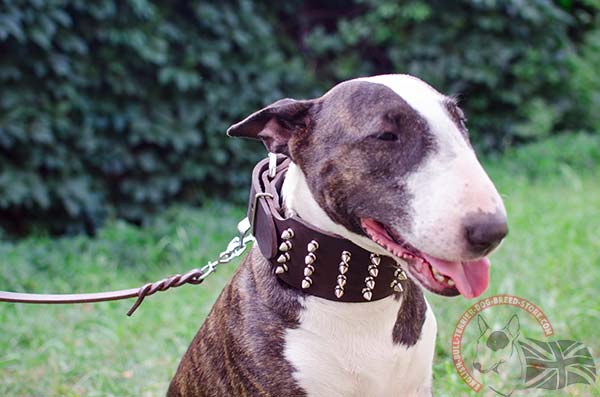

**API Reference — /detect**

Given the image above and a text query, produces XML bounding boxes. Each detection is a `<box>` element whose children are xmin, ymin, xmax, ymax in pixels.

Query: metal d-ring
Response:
<box><xmin>251</xmin><ymin>192</ymin><xmax>274</xmax><ymax>229</ymax></box>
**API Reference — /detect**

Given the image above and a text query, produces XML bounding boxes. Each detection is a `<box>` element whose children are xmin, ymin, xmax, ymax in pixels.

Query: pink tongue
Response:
<box><xmin>422</xmin><ymin>254</ymin><xmax>490</xmax><ymax>299</ymax></box>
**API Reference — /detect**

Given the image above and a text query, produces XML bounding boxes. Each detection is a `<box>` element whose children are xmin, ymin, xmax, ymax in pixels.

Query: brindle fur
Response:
<box><xmin>167</xmin><ymin>247</ymin><xmax>305</xmax><ymax>396</ymax></box>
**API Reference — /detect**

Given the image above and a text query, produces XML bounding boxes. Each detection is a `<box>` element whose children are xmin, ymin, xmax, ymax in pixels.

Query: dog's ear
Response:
<box><xmin>226</xmin><ymin>98</ymin><xmax>315</xmax><ymax>155</ymax></box>
<box><xmin>505</xmin><ymin>314</ymin><xmax>520</xmax><ymax>337</ymax></box>
<box><xmin>477</xmin><ymin>314</ymin><xmax>490</xmax><ymax>335</ymax></box>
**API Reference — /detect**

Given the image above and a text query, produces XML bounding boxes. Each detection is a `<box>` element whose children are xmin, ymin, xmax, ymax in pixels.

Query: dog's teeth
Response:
<box><xmin>432</xmin><ymin>267</ymin><xmax>439</xmax><ymax>275</ymax></box>
<box><xmin>447</xmin><ymin>279</ymin><xmax>455</xmax><ymax>287</ymax></box>
<box><xmin>434</xmin><ymin>274</ymin><xmax>445</xmax><ymax>282</ymax></box>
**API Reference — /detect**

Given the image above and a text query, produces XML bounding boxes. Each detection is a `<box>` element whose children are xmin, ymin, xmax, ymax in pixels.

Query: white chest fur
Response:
<box><xmin>281</xmin><ymin>162</ymin><xmax>437</xmax><ymax>396</ymax></box>
<box><xmin>284</xmin><ymin>296</ymin><xmax>437</xmax><ymax>396</ymax></box>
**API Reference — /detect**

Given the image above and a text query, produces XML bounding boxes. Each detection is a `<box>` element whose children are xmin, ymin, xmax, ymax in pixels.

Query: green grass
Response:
<box><xmin>2</xmin><ymin>141</ymin><xmax>600</xmax><ymax>396</ymax></box>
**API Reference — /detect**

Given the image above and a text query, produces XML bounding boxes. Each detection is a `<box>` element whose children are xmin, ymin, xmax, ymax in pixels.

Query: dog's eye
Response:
<box><xmin>373</xmin><ymin>132</ymin><xmax>398</xmax><ymax>142</ymax></box>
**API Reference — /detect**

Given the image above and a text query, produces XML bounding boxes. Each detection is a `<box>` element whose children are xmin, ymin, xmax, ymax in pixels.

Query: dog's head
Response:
<box><xmin>228</xmin><ymin>74</ymin><xmax>507</xmax><ymax>298</ymax></box>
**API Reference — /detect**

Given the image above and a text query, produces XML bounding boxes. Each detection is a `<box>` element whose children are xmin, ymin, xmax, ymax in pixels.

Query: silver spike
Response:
<box><xmin>334</xmin><ymin>286</ymin><xmax>344</xmax><ymax>299</ymax></box>
<box><xmin>390</xmin><ymin>279</ymin><xmax>403</xmax><ymax>292</ymax></box>
<box><xmin>365</xmin><ymin>276</ymin><xmax>375</xmax><ymax>290</ymax></box>
<box><xmin>394</xmin><ymin>268</ymin><xmax>408</xmax><ymax>280</ymax></box>
<box><xmin>305</xmin><ymin>253</ymin><xmax>316</xmax><ymax>265</ymax></box>
<box><xmin>304</xmin><ymin>264</ymin><xmax>315</xmax><ymax>277</ymax></box>
<box><xmin>307</xmin><ymin>240</ymin><xmax>319</xmax><ymax>252</ymax></box>
<box><xmin>275</xmin><ymin>264</ymin><xmax>288</xmax><ymax>275</ymax></box>
<box><xmin>281</xmin><ymin>228</ymin><xmax>294</xmax><ymax>240</ymax></box>
<box><xmin>277</xmin><ymin>253</ymin><xmax>290</xmax><ymax>264</ymax></box>
<box><xmin>370</xmin><ymin>254</ymin><xmax>381</xmax><ymax>266</ymax></box>
<box><xmin>368</xmin><ymin>265</ymin><xmax>379</xmax><ymax>278</ymax></box>
<box><xmin>341</xmin><ymin>251</ymin><xmax>351</xmax><ymax>264</ymax></box>
<box><xmin>279</xmin><ymin>241</ymin><xmax>292</xmax><ymax>252</ymax></box>
<box><xmin>338</xmin><ymin>263</ymin><xmax>349</xmax><ymax>275</ymax></box>
<box><xmin>362</xmin><ymin>288</ymin><xmax>373</xmax><ymax>301</ymax></box>
<box><xmin>337</xmin><ymin>274</ymin><xmax>347</xmax><ymax>287</ymax></box>
<box><xmin>302</xmin><ymin>277</ymin><xmax>312</xmax><ymax>289</ymax></box>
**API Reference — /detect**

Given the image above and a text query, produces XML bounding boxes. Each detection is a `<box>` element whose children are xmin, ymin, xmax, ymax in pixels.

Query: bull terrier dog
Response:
<box><xmin>168</xmin><ymin>74</ymin><xmax>508</xmax><ymax>396</ymax></box>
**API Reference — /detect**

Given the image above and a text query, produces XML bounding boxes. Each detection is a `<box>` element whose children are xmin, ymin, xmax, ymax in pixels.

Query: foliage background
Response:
<box><xmin>0</xmin><ymin>0</ymin><xmax>309</xmax><ymax>235</ymax></box>
<box><xmin>1</xmin><ymin>0</ymin><xmax>599</xmax><ymax>235</ymax></box>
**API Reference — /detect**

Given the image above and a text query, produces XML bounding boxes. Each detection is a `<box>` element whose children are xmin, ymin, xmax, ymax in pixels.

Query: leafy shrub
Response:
<box><xmin>1</xmin><ymin>0</ymin><xmax>598</xmax><ymax>235</ymax></box>
<box><xmin>568</xmin><ymin>20</ymin><xmax>600</xmax><ymax>132</ymax></box>
<box><xmin>290</xmin><ymin>0</ymin><xmax>598</xmax><ymax>149</ymax></box>
<box><xmin>0</xmin><ymin>0</ymin><xmax>312</xmax><ymax>235</ymax></box>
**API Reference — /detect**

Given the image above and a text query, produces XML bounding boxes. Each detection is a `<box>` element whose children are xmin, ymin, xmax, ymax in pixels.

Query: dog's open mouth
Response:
<box><xmin>361</xmin><ymin>218</ymin><xmax>490</xmax><ymax>299</ymax></box>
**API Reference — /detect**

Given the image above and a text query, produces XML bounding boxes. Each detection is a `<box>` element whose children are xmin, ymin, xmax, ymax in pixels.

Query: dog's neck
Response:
<box><xmin>281</xmin><ymin>162</ymin><xmax>389</xmax><ymax>258</ymax></box>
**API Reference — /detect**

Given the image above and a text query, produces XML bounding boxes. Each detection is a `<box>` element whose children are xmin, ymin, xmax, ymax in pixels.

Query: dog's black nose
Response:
<box><xmin>465</xmin><ymin>213</ymin><xmax>508</xmax><ymax>256</ymax></box>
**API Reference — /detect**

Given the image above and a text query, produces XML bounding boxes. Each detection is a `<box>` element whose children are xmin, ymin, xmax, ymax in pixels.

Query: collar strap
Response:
<box><xmin>248</xmin><ymin>155</ymin><xmax>407</xmax><ymax>302</ymax></box>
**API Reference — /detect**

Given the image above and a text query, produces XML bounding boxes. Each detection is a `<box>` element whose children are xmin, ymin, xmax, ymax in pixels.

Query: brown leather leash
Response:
<box><xmin>0</xmin><ymin>268</ymin><xmax>207</xmax><ymax>316</ymax></box>
<box><xmin>0</xmin><ymin>218</ymin><xmax>254</xmax><ymax>316</ymax></box>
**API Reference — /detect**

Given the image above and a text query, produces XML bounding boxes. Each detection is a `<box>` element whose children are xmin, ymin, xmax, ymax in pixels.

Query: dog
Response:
<box><xmin>473</xmin><ymin>313</ymin><xmax>523</xmax><ymax>397</ymax></box>
<box><xmin>167</xmin><ymin>74</ymin><xmax>508</xmax><ymax>396</ymax></box>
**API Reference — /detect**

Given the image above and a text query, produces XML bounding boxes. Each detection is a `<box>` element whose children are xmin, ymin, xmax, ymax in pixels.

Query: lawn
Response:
<box><xmin>1</xmin><ymin>140</ymin><xmax>599</xmax><ymax>397</ymax></box>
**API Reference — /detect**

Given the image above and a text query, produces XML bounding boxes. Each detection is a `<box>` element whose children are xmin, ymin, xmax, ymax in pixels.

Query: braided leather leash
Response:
<box><xmin>0</xmin><ymin>218</ymin><xmax>254</xmax><ymax>316</ymax></box>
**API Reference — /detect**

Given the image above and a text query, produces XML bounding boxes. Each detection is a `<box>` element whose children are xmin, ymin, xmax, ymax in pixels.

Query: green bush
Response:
<box><xmin>0</xmin><ymin>0</ymin><xmax>311</xmax><ymax>235</ymax></box>
<box><xmin>568</xmin><ymin>19</ymin><xmax>600</xmax><ymax>132</ymax></box>
<box><xmin>293</xmin><ymin>0</ymin><xmax>598</xmax><ymax>149</ymax></box>
<box><xmin>1</xmin><ymin>0</ymin><xmax>599</xmax><ymax>235</ymax></box>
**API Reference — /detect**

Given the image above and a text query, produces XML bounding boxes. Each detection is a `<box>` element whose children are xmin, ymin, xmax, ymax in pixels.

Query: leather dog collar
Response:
<box><xmin>248</xmin><ymin>155</ymin><xmax>407</xmax><ymax>302</ymax></box>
